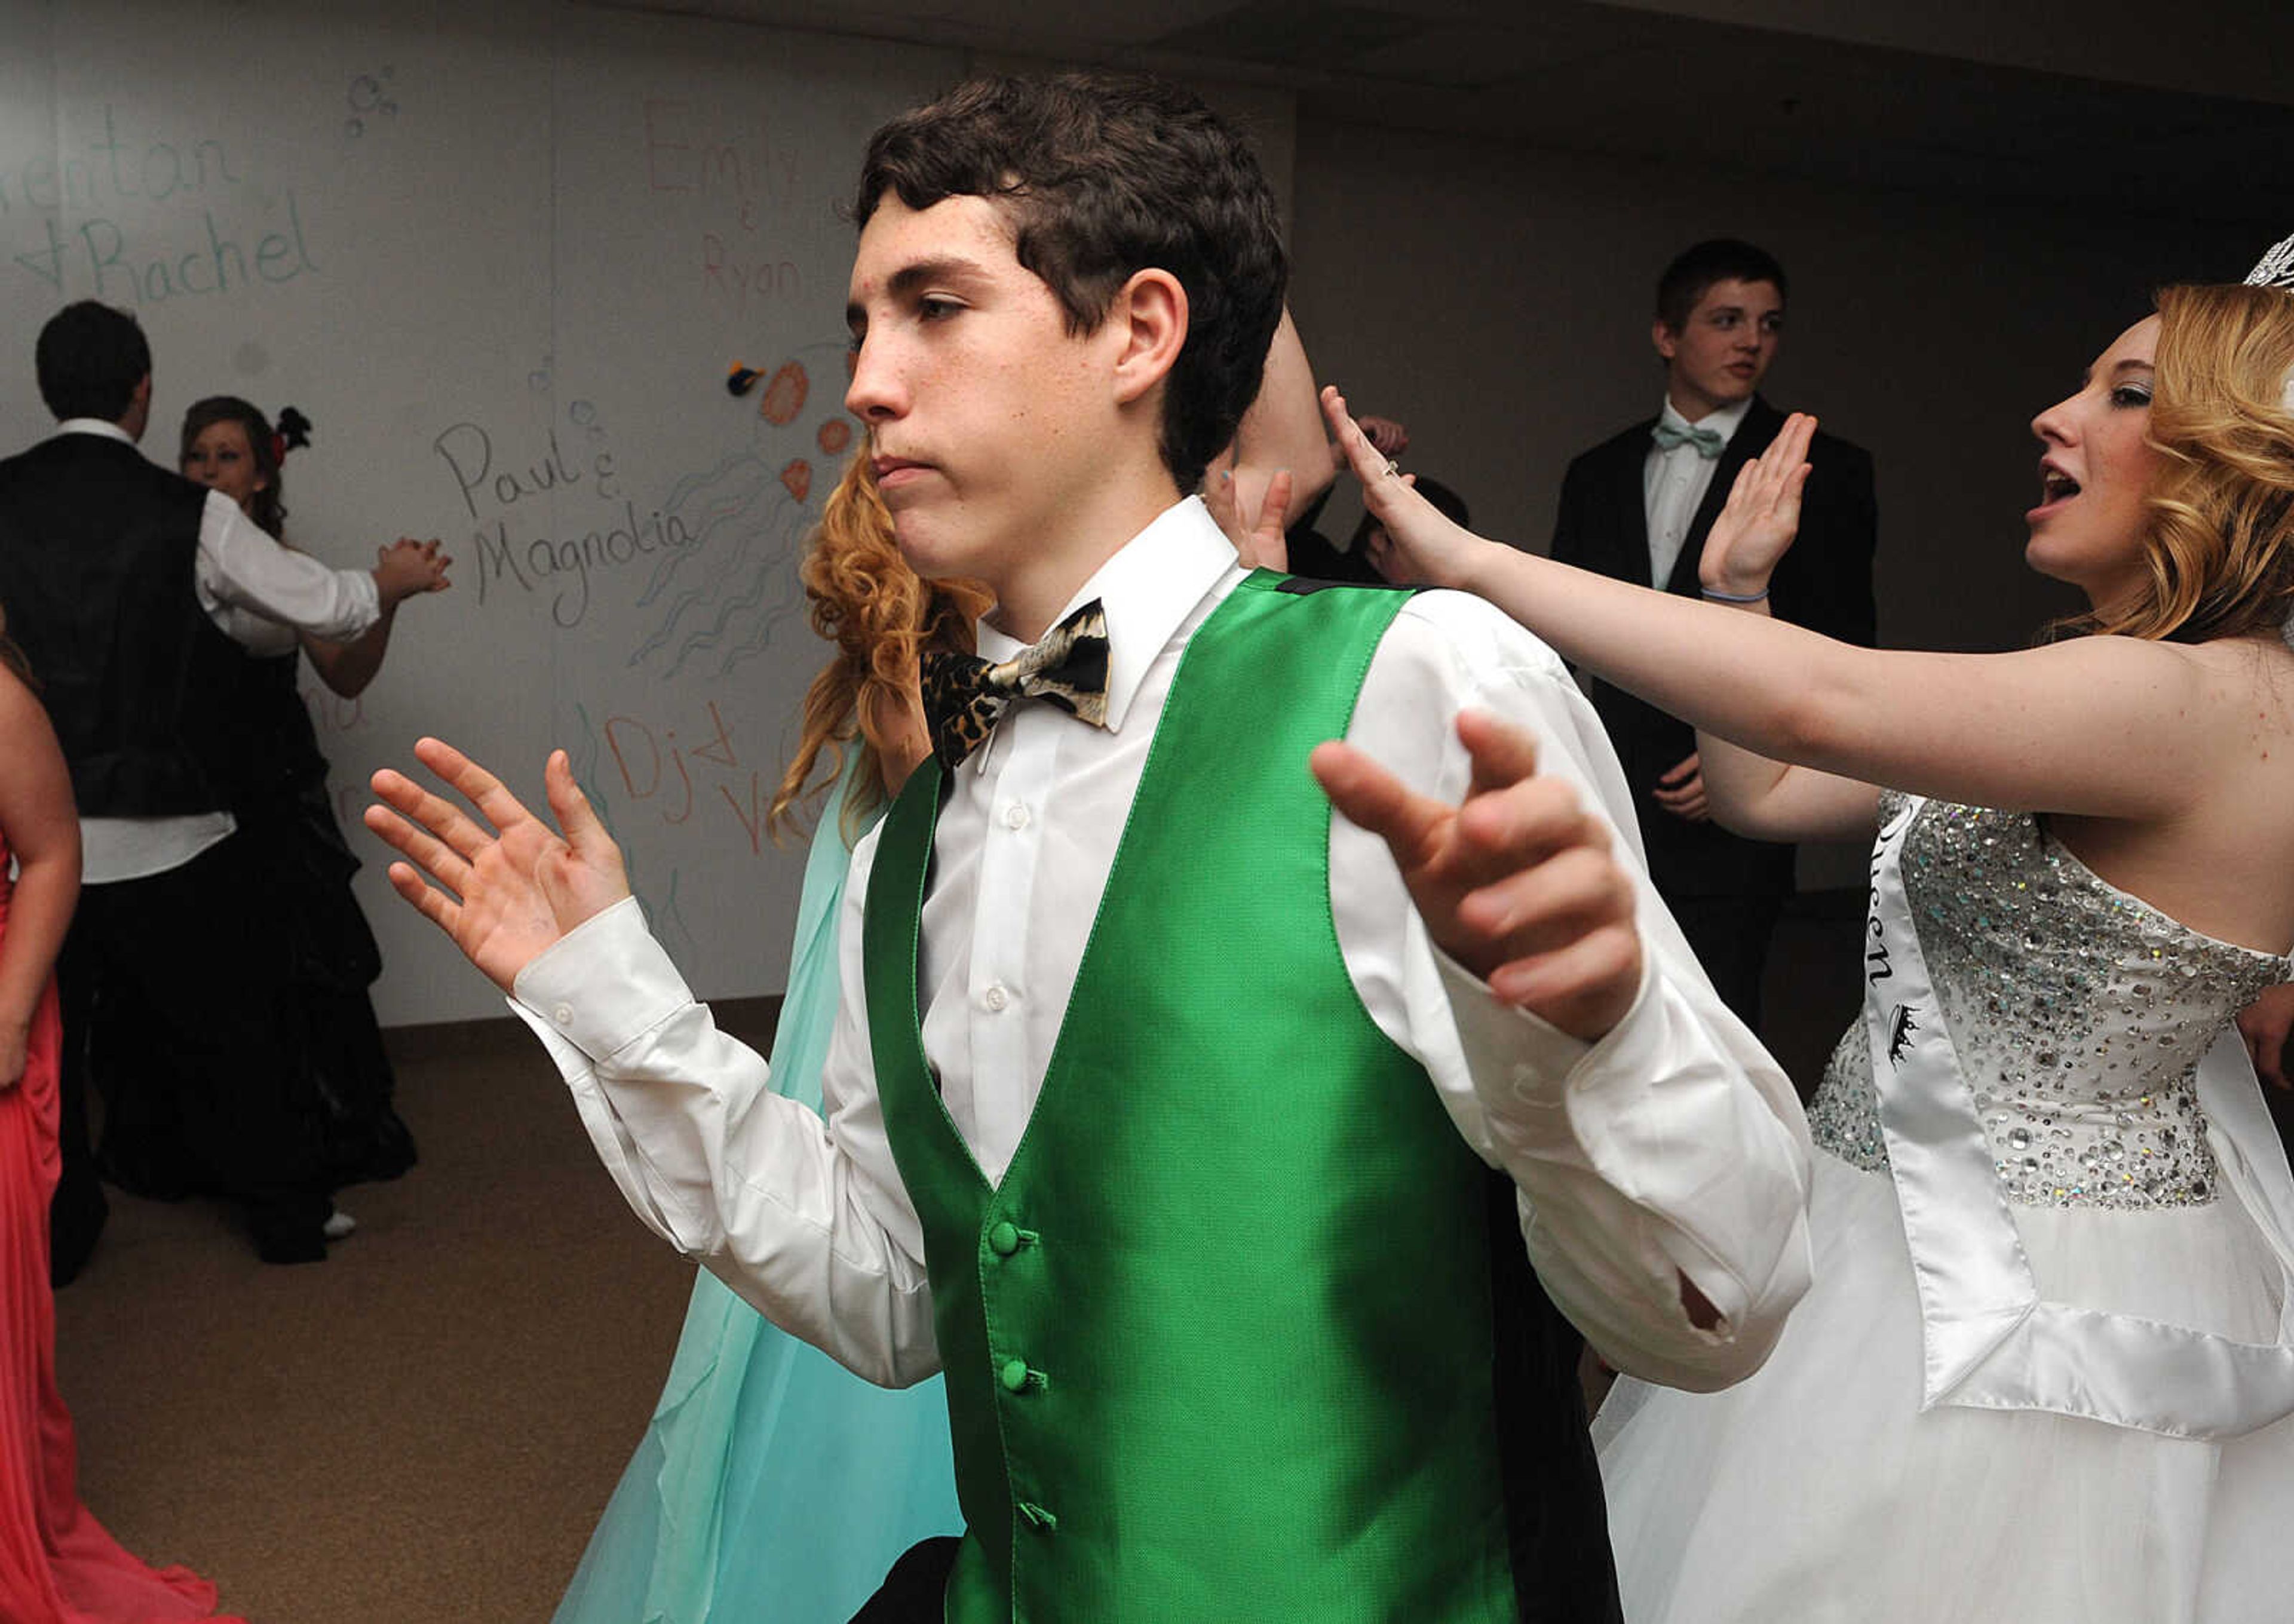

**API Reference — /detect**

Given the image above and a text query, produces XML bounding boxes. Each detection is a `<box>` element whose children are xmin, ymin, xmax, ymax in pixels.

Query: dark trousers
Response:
<box><xmin>48</xmin><ymin>960</ymin><xmax>105</xmax><ymax>1285</ymax></box>
<box><xmin>850</xmin><ymin>1537</ymin><xmax>962</xmax><ymax>1623</ymax></box>
<box><xmin>57</xmin><ymin>833</ymin><xmax>332</xmax><ymax>1265</ymax></box>
<box><xmin>1664</xmin><ymin>889</ymin><xmax>1787</xmax><ymax>1036</ymax></box>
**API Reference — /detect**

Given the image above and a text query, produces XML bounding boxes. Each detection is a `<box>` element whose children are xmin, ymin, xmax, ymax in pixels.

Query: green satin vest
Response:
<box><xmin>864</xmin><ymin>573</ymin><xmax>1521</xmax><ymax>1621</ymax></box>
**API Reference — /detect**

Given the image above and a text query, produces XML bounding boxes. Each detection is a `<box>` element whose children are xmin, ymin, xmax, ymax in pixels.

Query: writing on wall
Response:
<box><xmin>2</xmin><ymin>106</ymin><xmax>320</xmax><ymax>305</ymax></box>
<box><xmin>640</xmin><ymin>100</ymin><xmax>810</xmax><ymax>316</ymax></box>
<box><xmin>434</xmin><ymin>410</ymin><xmax>704</xmax><ymax>628</ymax></box>
<box><xmin>596</xmin><ymin>698</ymin><xmax>780</xmax><ymax>856</ymax></box>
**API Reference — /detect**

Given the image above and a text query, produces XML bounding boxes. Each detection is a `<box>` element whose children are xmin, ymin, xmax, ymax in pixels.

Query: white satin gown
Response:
<box><xmin>1596</xmin><ymin>796</ymin><xmax>2294</xmax><ymax>1623</ymax></box>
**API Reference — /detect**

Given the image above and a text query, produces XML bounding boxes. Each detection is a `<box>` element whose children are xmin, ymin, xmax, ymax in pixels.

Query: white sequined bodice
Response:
<box><xmin>1810</xmin><ymin>798</ymin><xmax>2291</xmax><ymax>1209</ymax></box>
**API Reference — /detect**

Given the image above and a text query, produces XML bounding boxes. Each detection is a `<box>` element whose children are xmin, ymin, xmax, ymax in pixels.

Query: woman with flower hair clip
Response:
<box><xmin>554</xmin><ymin>452</ymin><xmax>982</xmax><ymax>1624</ymax></box>
<box><xmin>87</xmin><ymin>398</ymin><xmax>446</xmax><ymax>1237</ymax></box>
<box><xmin>1322</xmin><ymin>243</ymin><xmax>2294</xmax><ymax>1622</ymax></box>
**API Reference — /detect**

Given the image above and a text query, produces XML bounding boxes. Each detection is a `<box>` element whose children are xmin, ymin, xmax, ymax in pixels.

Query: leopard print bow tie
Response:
<box><xmin>922</xmin><ymin>599</ymin><xmax>1111</xmax><ymax>772</ymax></box>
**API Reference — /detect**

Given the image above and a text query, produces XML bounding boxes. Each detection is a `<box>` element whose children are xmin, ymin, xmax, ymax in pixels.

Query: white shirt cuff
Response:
<box><xmin>511</xmin><ymin>895</ymin><xmax>690</xmax><ymax>1061</ymax></box>
<box><xmin>1435</xmin><ymin>945</ymin><xmax>1661</xmax><ymax>1146</ymax></box>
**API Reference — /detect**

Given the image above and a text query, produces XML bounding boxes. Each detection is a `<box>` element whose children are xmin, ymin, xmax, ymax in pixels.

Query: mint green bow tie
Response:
<box><xmin>1652</xmin><ymin>420</ymin><xmax>1725</xmax><ymax>459</ymax></box>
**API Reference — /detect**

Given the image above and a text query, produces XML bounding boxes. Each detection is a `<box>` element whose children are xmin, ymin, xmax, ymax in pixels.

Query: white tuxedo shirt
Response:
<box><xmin>514</xmin><ymin>498</ymin><xmax>1814</xmax><ymax>1393</ymax></box>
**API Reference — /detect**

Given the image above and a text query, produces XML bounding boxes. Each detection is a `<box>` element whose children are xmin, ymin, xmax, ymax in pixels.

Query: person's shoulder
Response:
<box><xmin>1385</xmin><ymin>585</ymin><xmax>1573</xmax><ymax>686</ymax></box>
<box><xmin>0</xmin><ymin>654</ymin><xmax>60</xmax><ymax>770</ymax></box>
<box><xmin>51</xmin><ymin>432</ymin><xmax>201</xmax><ymax>497</ymax></box>
<box><xmin>0</xmin><ymin>433</ymin><xmax>145</xmax><ymax>503</ymax></box>
<box><xmin>1807</xmin><ymin>424</ymin><xmax>1872</xmax><ymax>470</ymax></box>
<box><xmin>0</xmin><ymin>653</ymin><xmax>41</xmax><ymax>720</ymax></box>
<box><xmin>1752</xmin><ymin>398</ymin><xmax>1870</xmax><ymax>468</ymax></box>
<box><xmin>1571</xmin><ymin>417</ymin><xmax>1659</xmax><ymax>469</ymax></box>
<box><xmin>0</xmin><ymin>431</ymin><xmax>96</xmax><ymax>474</ymax></box>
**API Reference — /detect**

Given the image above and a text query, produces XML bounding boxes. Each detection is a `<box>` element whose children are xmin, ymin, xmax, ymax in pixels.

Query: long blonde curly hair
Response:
<box><xmin>2060</xmin><ymin>282</ymin><xmax>2294</xmax><ymax>644</ymax></box>
<box><xmin>769</xmin><ymin>454</ymin><xmax>993</xmax><ymax>843</ymax></box>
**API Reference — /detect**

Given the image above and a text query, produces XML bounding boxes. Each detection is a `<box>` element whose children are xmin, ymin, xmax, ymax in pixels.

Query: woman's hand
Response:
<box><xmin>1320</xmin><ymin>386</ymin><xmax>1482</xmax><ymax>591</ymax></box>
<box><xmin>373</xmin><ymin>537</ymin><xmax>453</xmax><ymax>605</ymax></box>
<box><xmin>1652</xmin><ymin>751</ymin><xmax>1711</xmax><ymax>823</ymax></box>
<box><xmin>1205</xmin><ymin>466</ymin><xmax>1293</xmax><ymax>570</ymax></box>
<box><xmin>1700</xmin><ymin>412</ymin><xmax>1816</xmax><ymax>598</ymax></box>
<box><xmin>366</xmin><ymin>739</ymin><xmax>630</xmax><ymax>991</ymax></box>
<box><xmin>2240</xmin><ymin>983</ymin><xmax>2294</xmax><ymax>1091</ymax></box>
<box><xmin>1339</xmin><ymin>413</ymin><xmax>1410</xmax><ymax>470</ymax></box>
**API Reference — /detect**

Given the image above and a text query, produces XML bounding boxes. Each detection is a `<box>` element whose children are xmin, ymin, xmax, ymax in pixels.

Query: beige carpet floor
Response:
<box><xmin>53</xmin><ymin>1004</ymin><xmax>781</xmax><ymax>1624</ymax></box>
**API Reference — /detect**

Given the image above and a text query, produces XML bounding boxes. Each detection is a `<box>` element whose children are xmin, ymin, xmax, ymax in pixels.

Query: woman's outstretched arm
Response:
<box><xmin>302</xmin><ymin>538</ymin><xmax>450</xmax><ymax>696</ymax></box>
<box><xmin>1208</xmin><ymin>310</ymin><xmax>1338</xmax><ymax>560</ymax></box>
<box><xmin>302</xmin><ymin>603</ymin><xmax>395</xmax><ymax>698</ymax></box>
<box><xmin>1324</xmin><ymin>389</ymin><xmax>2238</xmax><ymax>830</ymax></box>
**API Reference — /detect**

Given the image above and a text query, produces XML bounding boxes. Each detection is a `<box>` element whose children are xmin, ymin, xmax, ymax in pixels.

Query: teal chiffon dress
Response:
<box><xmin>554</xmin><ymin>775</ymin><xmax>961</xmax><ymax>1623</ymax></box>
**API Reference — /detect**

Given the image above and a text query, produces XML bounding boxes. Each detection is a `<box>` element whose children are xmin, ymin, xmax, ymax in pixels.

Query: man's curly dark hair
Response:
<box><xmin>855</xmin><ymin>73</ymin><xmax>1287</xmax><ymax>496</ymax></box>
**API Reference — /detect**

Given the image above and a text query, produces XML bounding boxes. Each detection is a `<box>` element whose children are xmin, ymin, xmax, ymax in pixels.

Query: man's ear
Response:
<box><xmin>1651</xmin><ymin>318</ymin><xmax>1679</xmax><ymax>365</ymax></box>
<box><xmin>1109</xmin><ymin>268</ymin><xmax>1188</xmax><ymax>406</ymax></box>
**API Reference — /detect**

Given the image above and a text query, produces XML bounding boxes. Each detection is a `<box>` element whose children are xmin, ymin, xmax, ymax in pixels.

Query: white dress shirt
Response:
<box><xmin>514</xmin><ymin>498</ymin><xmax>1813</xmax><ymax>1394</ymax></box>
<box><xmin>54</xmin><ymin>419</ymin><xmax>381</xmax><ymax>883</ymax></box>
<box><xmin>1642</xmin><ymin>397</ymin><xmax>1751</xmax><ymax>590</ymax></box>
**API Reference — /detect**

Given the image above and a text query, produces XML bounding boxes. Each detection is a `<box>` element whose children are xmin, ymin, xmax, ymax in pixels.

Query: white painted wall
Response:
<box><xmin>0</xmin><ymin>0</ymin><xmax>2270</xmax><ymax>1012</ymax></box>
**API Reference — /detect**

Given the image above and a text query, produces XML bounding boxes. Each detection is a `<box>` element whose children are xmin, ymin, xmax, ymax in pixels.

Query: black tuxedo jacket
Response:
<box><xmin>1550</xmin><ymin>395</ymin><xmax>1876</xmax><ymax>899</ymax></box>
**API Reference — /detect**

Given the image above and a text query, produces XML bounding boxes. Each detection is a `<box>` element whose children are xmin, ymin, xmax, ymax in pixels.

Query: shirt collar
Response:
<box><xmin>1655</xmin><ymin>394</ymin><xmax>1754</xmax><ymax>447</ymax></box>
<box><xmin>56</xmin><ymin>417</ymin><xmax>136</xmax><ymax>446</ymax></box>
<box><xmin>973</xmin><ymin>495</ymin><xmax>1235</xmax><ymax>733</ymax></box>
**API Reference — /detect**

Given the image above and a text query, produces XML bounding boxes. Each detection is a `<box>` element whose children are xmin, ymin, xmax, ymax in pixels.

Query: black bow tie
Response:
<box><xmin>922</xmin><ymin>599</ymin><xmax>1112</xmax><ymax>772</ymax></box>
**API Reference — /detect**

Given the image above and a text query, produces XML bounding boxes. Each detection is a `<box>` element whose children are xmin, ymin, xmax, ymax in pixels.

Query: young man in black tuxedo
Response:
<box><xmin>1551</xmin><ymin>240</ymin><xmax>1876</xmax><ymax>1033</ymax></box>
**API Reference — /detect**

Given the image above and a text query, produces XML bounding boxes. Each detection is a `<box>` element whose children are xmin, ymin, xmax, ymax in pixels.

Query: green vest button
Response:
<box><xmin>988</xmin><ymin>1221</ymin><xmax>1022</xmax><ymax>1257</ymax></box>
<box><xmin>998</xmin><ymin>1357</ymin><xmax>1031</xmax><ymax>1393</ymax></box>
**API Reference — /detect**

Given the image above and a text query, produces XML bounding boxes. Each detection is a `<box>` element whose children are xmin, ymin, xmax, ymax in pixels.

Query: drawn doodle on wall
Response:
<box><xmin>627</xmin><ymin>339</ymin><xmax>860</xmax><ymax>681</ymax></box>
<box><xmin>345</xmin><ymin>66</ymin><xmax>398</xmax><ymax>141</ymax></box>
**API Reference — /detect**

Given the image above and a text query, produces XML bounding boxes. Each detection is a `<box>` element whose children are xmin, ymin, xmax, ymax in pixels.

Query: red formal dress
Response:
<box><xmin>0</xmin><ymin>847</ymin><xmax>239</xmax><ymax>1622</ymax></box>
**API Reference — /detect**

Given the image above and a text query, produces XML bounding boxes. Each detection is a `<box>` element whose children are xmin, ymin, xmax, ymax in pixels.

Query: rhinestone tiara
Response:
<box><xmin>2247</xmin><ymin>232</ymin><xmax>2294</xmax><ymax>289</ymax></box>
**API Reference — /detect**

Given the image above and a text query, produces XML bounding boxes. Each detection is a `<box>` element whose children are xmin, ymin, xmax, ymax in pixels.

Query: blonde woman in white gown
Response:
<box><xmin>1319</xmin><ymin>250</ymin><xmax>2294</xmax><ymax>1623</ymax></box>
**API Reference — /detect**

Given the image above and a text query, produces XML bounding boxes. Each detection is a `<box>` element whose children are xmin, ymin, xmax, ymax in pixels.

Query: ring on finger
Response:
<box><xmin>1383</xmin><ymin>458</ymin><xmax>1401</xmax><ymax>479</ymax></box>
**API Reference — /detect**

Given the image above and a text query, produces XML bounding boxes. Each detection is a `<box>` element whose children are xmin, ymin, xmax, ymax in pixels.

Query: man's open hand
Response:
<box><xmin>1312</xmin><ymin>710</ymin><xmax>1642</xmax><ymax>1040</ymax></box>
<box><xmin>366</xmin><ymin>738</ymin><xmax>631</xmax><ymax>991</ymax></box>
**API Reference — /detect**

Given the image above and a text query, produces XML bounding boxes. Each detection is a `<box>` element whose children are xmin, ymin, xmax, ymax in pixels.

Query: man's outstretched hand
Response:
<box><xmin>1311</xmin><ymin>710</ymin><xmax>1642</xmax><ymax>1042</ymax></box>
<box><xmin>366</xmin><ymin>738</ymin><xmax>631</xmax><ymax>991</ymax></box>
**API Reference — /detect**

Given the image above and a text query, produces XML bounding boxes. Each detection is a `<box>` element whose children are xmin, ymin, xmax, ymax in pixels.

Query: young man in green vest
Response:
<box><xmin>369</xmin><ymin>73</ymin><xmax>1812</xmax><ymax>1622</ymax></box>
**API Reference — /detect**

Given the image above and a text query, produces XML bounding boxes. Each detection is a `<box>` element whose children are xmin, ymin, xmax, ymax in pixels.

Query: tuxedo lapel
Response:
<box><xmin>1608</xmin><ymin>422</ymin><xmax>1656</xmax><ymax>588</ymax></box>
<box><xmin>1668</xmin><ymin>397</ymin><xmax>1781</xmax><ymax>595</ymax></box>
